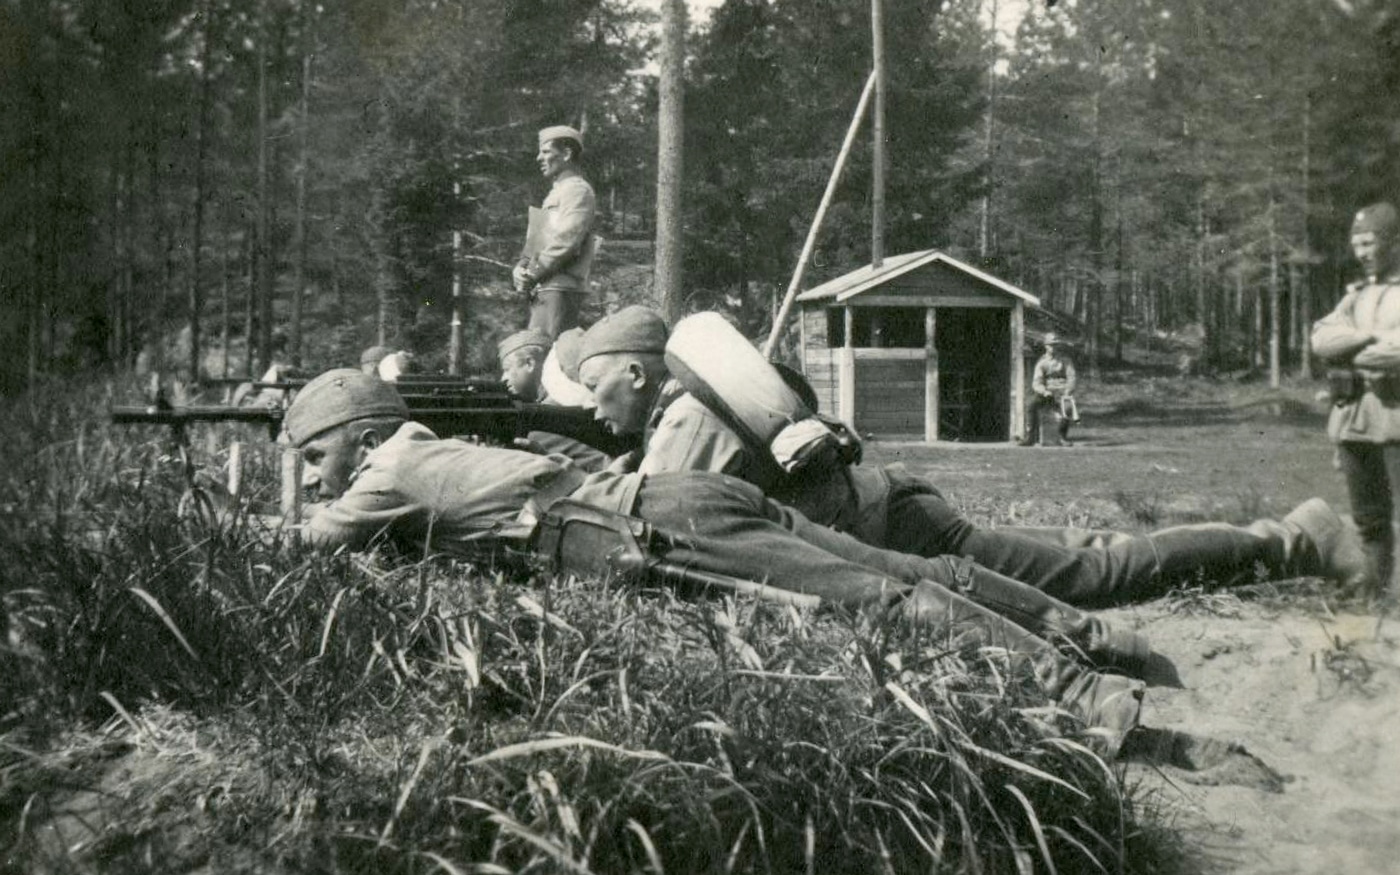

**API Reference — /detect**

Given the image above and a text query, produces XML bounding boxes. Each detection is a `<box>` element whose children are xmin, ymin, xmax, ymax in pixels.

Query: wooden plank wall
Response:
<box><xmin>801</xmin><ymin>309</ymin><xmax>841</xmax><ymax>415</ymax></box>
<box><xmin>854</xmin><ymin>353</ymin><xmax>924</xmax><ymax>437</ymax></box>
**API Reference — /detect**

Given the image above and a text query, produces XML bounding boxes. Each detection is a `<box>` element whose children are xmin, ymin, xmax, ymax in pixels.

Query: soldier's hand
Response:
<box><xmin>512</xmin><ymin>264</ymin><xmax>532</xmax><ymax>292</ymax></box>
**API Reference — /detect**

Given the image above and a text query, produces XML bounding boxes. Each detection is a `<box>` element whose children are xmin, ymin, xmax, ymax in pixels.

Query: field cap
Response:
<box><xmin>284</xmin><ymin>368</ymin><xmax>409</xmax><ymax>448</ymax></box>
<box><xmin>360</xmin><ymin>345</ymin><xmax>394</xmax><ymax>368</ymax></box>
<box><xmin>578</xmin><ymin>306</ymin><xmax>668</xmax><ymax>367</ymax></box>
<box><xmin>1351</xmin><ymin>203</ymin><xmax>1399</xmax><ymax>238</ymax></box>
<box><xmin>1043</xmin><ymin>332</ymin><xmax>1061</xmax><ymax>346</ymax></box>
<box><xmin>497</xmin><ymin>329</ymin><xmax>553</xmax><ymax>362</ymax></box>
<box><xmin>553</xmin><ymin>327</ymin><xmax>586</xmax><ymax>382</ymax></box>
<box><xmin>539</xmin><ymin>125</ymin><xmax>583</xmax><ymax>150</ymax></box>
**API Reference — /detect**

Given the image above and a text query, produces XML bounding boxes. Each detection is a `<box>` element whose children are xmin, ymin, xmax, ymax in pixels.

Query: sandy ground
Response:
<box><xmin>1106</xmin><ymin>599</ymin><xmax>1400</xmax><ymax>875</ymax></box>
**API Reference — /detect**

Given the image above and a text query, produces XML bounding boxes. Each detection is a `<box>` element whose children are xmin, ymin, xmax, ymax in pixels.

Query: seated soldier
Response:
<box><xmin>281</xmin><ymin>368</ymin><xmax>1155</xmax><ymax>751</ymax></box>
<box><xmin>575</xmin><ymin>306</ymin><xmax>1373</xmax><ymax>607</ymax></box>
<box><xmin>499</xmin><ymin>328</ymin><xmax>610</xmax><ymax>473</ymax></box>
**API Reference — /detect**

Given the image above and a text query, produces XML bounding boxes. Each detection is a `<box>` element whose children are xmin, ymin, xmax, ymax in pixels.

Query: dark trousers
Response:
<box><xmin>631</xmin><ymin>474</ymin><xmax>1086</xmax><ymax>670</ymax></box>
<box><xmin>527</xmin><ymin>288</ymin><xmax>582</xmax><ymax>339</ymax></box>
<box><xmin>878</xmin><ymin>471</ymin><xmax>1289</xmax><ymax>607</ymax></box>
<box><xmin>1337</xmin><ymin>441</ymin><xmax>1400</xmax><ymax>583</ymax></box>
<box><xmin>1025</xmin><ymin>394</ymin><xmax>1069</xmax><ymax>444</ymax></box>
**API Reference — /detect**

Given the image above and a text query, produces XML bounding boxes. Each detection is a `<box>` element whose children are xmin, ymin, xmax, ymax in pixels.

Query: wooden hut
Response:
<box><xmin>795</xmin><ymin>249</ymin><xmax>1039</xmax><ymax>442</ymax></box>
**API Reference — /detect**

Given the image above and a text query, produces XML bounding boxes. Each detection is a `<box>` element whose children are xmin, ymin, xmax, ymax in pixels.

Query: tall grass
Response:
<box><xmin>0</xmin><ymin>374</ymin><xmax>1182</xmax><ymax>873</ymax></box>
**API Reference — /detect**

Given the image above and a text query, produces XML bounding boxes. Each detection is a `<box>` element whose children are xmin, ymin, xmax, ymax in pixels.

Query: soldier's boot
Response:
<box><xmin>1056</xmin><ymin>417</ymin><xmax>1073</xmax><ymax>447</ymax></box>
<box><xmin>1053</xmin><ymin>670</ymin><xmax>1145</xmax><ymax>756</ymax></box>
<box><xmin>1272</xmin><ymin>498</ymin><xmax>1375</xmax><ymax>592</ymax></box>
<box><xmin>932</xmin><ymin>556</ymin><xmax>1156</xmax><ymax>678</ymax></box>
<box><xmin>898</xmin><ymin>579</ymin><xmax>1144</xmax><ymax>755</ymax></box>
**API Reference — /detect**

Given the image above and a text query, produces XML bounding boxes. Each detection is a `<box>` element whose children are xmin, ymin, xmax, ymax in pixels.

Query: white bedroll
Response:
<box><xmin>665</xmin><ymin>311</ymin><xmax>856</xmax><ymax>473</ymax></box>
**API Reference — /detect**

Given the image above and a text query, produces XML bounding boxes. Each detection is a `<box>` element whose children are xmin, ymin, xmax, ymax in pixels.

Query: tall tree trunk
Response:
<box><xmin>291</xmin><ymin>44</ymin><xmax>312</xmax><ymax>367</ymax></box>
<box><xmin>255</xmin><ymin>0</ymin><xmax>273</xmax><ymax>372</ymax></box>
<box><xmin>654</xmin><ymin>0</ymin><xmax>686</xmax><ymax>323</ymax></box>
<box><xmin>188</xmin><ymin>0</ymin><xmax>217</xmax><ymax>382</ymax></box>
<box><xmin>220</xmin><ymin>226</ymin><xmax>231</xmax><ymax>378</ymax></box>
<box><xmin>1267</xmin><ymin>183</ymin><xmax>1281</xmax><ymax>388</ymax></box>
<box><xmin>979</xmin><ymin>0</ymin><xmax>998</xmax><ymax>259</ymax></box>
<box><xmin>244</xmin><ymin>230</ymin><xmax>256</xmax><ymax>374</ymax></box>
<box><xmin>1298</xmin><ymin>90</ymin><xmax>1314</xmax><ymax>380</ymax></box>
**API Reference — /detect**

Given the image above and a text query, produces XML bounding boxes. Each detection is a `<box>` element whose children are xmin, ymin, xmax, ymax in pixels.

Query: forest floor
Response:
<box><xmin>864</xmin><ymin>364</ymin><xmax>1400</xmax><ymax>875</ymax></box>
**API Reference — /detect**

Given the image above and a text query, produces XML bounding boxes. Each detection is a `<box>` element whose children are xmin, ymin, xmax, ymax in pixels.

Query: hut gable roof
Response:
<box><xmin>794</xmin><ymin>249</ymin><xmax>1040</xmax><ymax>307</ymax></box>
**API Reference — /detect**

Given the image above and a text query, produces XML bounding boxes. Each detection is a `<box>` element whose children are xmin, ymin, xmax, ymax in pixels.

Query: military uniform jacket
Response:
<box><xmin>520</xmin><ymin>170</ymin><xmax>596</xmax><ymax>294</ymax></box>
<box><xmin>639</xmin><ymin>378</ymin><xmax>884</xmax><ymax>539</ymax></box>
<box><xmin>1031</xmin><ymin>354</ymin><xmax>1076</xmax><ymax>396</ymax></box>
<box><xmin>306</xmin><ymin>422</ymin><xmax>639</xmax><ymax>552</ymax></box>
<box><xmin>1312</xmin><ymin>273</ymin><xmax>1400</xmax><ymax>443</ymax></box>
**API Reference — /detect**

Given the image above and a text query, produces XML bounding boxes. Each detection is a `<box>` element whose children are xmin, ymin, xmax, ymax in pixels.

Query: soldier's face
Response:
<box><xmin>1352</xmin><ymin>231</ymin><xmax>1397</xmax><ymax>279</ymax></box>
<box><xmin>300</xmin><ymin>425</ymin><xmax>370</xmax><ymax>500</ymax></box>
<box><xmin>537</xmin><ymin>140</ymin><xmax>569</xmax><ymax>180</ymax></box>
<box><xmin>501</xmin><ymin>351</ymin><xmax>541</xmax><ymax>399</ymax></box>
<box><xmin>579</xmin><ymin>357</ymin><xmax>650</xmax><ymax>435</ymax></box>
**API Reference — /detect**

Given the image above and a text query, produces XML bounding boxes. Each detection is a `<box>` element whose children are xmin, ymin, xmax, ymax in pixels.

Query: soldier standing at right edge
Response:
<box><xmin>1312</xmin><ymin>201</ymin><xmax>1400</xmax><ymax>603</ymax></box>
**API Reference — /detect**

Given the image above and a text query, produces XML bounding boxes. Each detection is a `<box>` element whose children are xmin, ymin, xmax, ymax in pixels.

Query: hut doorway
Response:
<box><xmin>935</xmin><ymin>308</ymin><xmax>1010</xmax><ymax>441</ymax></box>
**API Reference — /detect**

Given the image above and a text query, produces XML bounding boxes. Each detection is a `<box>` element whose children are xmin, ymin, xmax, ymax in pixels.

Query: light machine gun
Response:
<box><xmin>111</xmin><ymin>386</ymin><xmax>637</xmax><ymax>457</ymax></box>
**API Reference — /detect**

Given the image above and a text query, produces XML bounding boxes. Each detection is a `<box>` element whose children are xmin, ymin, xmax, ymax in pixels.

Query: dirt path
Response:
<box><xmin>1106</xmin><ymin>600</ymin><xmax>1400</xmax><ymax>874</ymax></box>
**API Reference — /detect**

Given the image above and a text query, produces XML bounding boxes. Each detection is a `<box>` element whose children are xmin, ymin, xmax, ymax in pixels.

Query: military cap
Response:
<box><xmin>578</xmin><ymin>306</ymin><xmax>668</xmax><ymax>367</ymax></box>
<box><xmin>539</xmin><ymin>125</ymin><xmax>583</xmax><ymax>151</ymax></box>
<box><xmin>360</xmin><ymin>345</ymin><xmax>394</xmax><ymax>368</ymax></box>
<box><xmin>553</xmin><ymin>327</ymin><xmax>586</xmax><ymax>382</ymax></box>
<box><xmin>283</xmin><ymin>368</ymin><xmax>409</xmax><ymax>448</ymax></box>
<box><xmin>497</xmin><ymin>329</ymin><xmax>553</xmax><ymax>363</ymax></box>
<box><xmin>1351</xmin><ymin>203</ymin><xmax>1399</xmax><ymax>238</ymax></box>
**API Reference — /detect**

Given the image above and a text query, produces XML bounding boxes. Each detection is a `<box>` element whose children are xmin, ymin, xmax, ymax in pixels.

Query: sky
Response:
<box><xmin>641</xmin><ymin>0</ymin><xmax>1032</xmax><ymax>38</ymax></box>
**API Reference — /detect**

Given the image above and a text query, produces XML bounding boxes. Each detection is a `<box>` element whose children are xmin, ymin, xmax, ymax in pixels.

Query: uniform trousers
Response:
<box><xmin>627</xmin><ymin>473</ymin><xmax>1126</xmax><ymax>699</ymax></box>
<box><xmin>527</xmin><ymin>288</ymin><xmax>582</xmax><ymax>339</ymax></box>
<box><xmin>875</xmin><ymin>470</ymin><xmax>1291</xmax><ymax>608</ymax></box>
<box><xmin>1337</xmin><ymin>440</ymin><xmax>1400</xmax><ymax>583</ymax></box>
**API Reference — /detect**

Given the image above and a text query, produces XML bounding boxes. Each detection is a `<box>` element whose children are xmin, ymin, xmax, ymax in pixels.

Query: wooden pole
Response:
<box><xmin>871</xmin><ymin>0</ymin><xmax>887</xmax><ymax>269</ymax></box>
<box><xmin>655</xmin><ymin>0</ymin><xmax>686</xmax><ymax>324</ymax></box>
<box><xmin>761</xmin><ymin>72</ymin><xmax>877</xmax><ymax>358</ymax></box>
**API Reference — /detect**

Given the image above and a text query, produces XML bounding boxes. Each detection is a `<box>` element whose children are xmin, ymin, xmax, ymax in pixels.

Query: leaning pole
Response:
<box><xmin>761</xmin><ymin>72</ymin><xmax>876</xmax><ymax>358</ymax></box>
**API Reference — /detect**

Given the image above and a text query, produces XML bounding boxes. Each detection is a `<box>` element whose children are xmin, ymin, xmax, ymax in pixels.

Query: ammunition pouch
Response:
<box><xmin>1364</xmin><ymin>372</ymin><xmax>1400</xmax><ymax>404</ymax></box>
<box><xmin>1328</xmin><ymin>369</ymin><xmax>1363</xmax><ymax>406</ymax></box>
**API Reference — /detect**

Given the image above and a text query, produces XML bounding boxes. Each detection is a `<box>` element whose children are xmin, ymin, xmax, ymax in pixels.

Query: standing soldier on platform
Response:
<box><xmin>513</xmin><ymin>125</ymin><xmax>597</xmax><ymax>338</ymax></box>
<box><xmin>1021</xmin><ymin>333</ymin><xmax>1078</xmax><ymax>447</ymax></box>
<box><xmin>1312</xmin><ymin>201</ymin><xmax>1400</xmax><ymax>601</ymax></box>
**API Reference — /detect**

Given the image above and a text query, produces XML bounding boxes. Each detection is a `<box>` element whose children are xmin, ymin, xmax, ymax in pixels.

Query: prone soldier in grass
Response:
<box><xmin>575</xmin><ymin>306</ymin><xmax>1373</xmax><ymax>607</ymax></box>
<box><xmin>281</xmin><ymin>367</ymin><xmax>1159</xmax><ymax>749</ymax></box>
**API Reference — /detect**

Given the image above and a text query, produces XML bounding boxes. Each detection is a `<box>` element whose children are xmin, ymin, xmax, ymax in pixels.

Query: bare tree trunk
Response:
<box><xmin>220</xmin><ymin>227</ymin><xmax>231</xmax><ymax>378</ymax></box>
<box><xmin>1298</xmin><ymin>91</ymin><xmax>1314</xmax><ymax>380</ymax></box>
<box><xmin>979</xmin><ymin>0</ymin><xmax>998</xmax><ymax>259</ymax></box>
<box><xmin>188</xmin><ymin>0</ymin><xmax>216</xmax><ymax>382</ymax></box>
<box><xmin>255</xmin><ymin>0</ymin><xmax>273</xmax><ymax>372</ymax></box>
<box><xmin>654</xmin><ymin>0</ymin><xmax>686</xmax><ymax>323</ymax></box>
<box><xmin>1267</xmin><ymin>186</ymin><xmax>1281</xmax><ymax>388</ymax></box>
<box><xmin>291</xmin><ymin>44</ymin><xmax>312</xmax><ymax>367</ymax></box>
